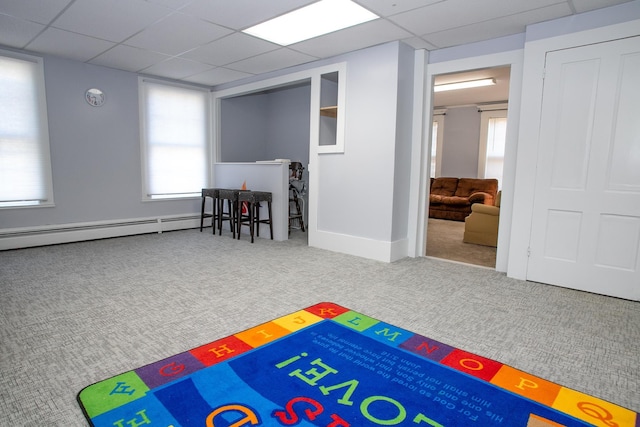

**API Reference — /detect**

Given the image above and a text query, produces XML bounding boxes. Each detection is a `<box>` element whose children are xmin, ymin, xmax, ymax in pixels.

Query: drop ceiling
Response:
<box><xmin>433</xmin><ymin>65</ymin><xmax>512</xmax><ymax>107</ymax></box>
<box><xmin>0</xmin><ymin>0</ymin><xmax>633</xmax><ymax>87</ymax></box>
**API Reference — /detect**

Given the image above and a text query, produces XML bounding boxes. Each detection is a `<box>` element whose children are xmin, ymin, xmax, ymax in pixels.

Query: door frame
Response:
<box><xmin>408</xmin><ymin>49</ymin><xmax>524</xmax><ymax>273</ymax></box>
<box><xmin>509</xmin><ymin>18</ymin><xmax>640</xmax><ymax>281</ymax></box>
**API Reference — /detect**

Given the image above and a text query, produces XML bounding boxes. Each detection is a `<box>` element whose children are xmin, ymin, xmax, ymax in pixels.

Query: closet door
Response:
<box><xmin>527</xmin><ymin>36</ymin><xmax>640</xmax><ymax>300</ymax></box>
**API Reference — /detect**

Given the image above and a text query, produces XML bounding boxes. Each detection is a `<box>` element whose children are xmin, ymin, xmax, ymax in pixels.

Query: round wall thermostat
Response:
<box><xmin>85</xmin><ymin>88</ymin><xmax>105</xmax><ymax>107</ymax></box>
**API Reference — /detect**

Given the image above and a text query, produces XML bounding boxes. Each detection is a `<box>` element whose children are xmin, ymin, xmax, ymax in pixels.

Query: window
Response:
<box><xmin>430</xmin><ymin>110</ymin><xmax>445</xmax><ymax>178</ymax></box>
<box><xmin>316</xmin><ymin>63</ymin><xmax>346</xmax><ymax>154</ymax></box>
<box><xmin>478</xmin><ymin>107</ymin><xmax>507</xmax><ymax>189</ymax></box>
<box><xmin>140</xmin><ymin>79</ymin><xmax>210</xmax><ymax>200</ymax></box>
<box><xmin>0</xmin><ymin>51</ymin><xmax>53</xmax><ymax>208</ymax></box>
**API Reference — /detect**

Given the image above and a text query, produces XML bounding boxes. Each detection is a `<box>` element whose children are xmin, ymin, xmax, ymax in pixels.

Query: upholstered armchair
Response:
<box><xmin>463</xmin><ymin>191</ymin><xmax>501</xmax><ymax>247</ymax></box>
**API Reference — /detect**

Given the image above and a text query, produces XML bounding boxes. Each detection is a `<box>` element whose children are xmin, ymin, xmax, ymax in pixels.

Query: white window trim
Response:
<box><xmin>138</xmin><ymin>77</ymin><xmax>212</xmax><ymax>202</ymax></box>
<box><xmin>477</xmin><ymin>104</ymin><xmax>508</xmax><ymax>179</ymax></box>
<box><xmin>315</xmin><ymin>62</ymin><xmax>347</xmax><ymax>154</ymax></box>
<box><xmin>0</xmin><ymin>49</ymin><xmax>54</xmax><ymax>209</ymax></box>
<box><xmin>431</xmin><ymin>109</ymin><xmax>446</xmax><ymax>178</ymax></box>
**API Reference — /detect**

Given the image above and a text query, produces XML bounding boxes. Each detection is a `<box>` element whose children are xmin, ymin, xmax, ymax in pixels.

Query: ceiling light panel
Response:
<box><xmin>434</xmin><ymin>78</ymin><xmax>496</xmax><ymax>92</ymax></box>
<box><xmin>243</xmin><ymin>0</ymin><xmax>379</xmax><ymax>45</ymax></box>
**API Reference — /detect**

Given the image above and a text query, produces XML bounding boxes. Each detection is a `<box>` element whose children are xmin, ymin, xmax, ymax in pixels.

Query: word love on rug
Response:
<box><xmin>78</xmin><ymin>303</ymin><xmax>637</xmax><ymax>427</ymax></box>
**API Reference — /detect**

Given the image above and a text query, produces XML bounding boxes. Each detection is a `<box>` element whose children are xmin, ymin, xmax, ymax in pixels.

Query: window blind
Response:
<box><xmin>141</xmin><ymin>80</ymin><xmax>209</xmax><ymax>199</ymax></box>
<box><xmin>0</xmin><ymin>53</ymin><xmax>53</xmax><ymax>207</ymax></box>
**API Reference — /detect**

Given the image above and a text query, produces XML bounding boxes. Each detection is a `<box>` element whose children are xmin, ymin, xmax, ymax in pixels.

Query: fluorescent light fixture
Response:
<box><xmin>243</xmin><ymin>0</ymin><xmax>379</xmax><ymax>46</ymax></box>
<box><xmin>434</xmin><ymin>78</ymin><xmax>496</xmax><ymax>92</ymax></box>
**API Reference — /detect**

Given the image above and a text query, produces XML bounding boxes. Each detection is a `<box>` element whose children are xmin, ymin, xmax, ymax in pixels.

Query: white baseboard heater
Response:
<box><xmin>0</xmin><ymin>215</ymin><xmax>202</xmax><ymax>250</ymax></box>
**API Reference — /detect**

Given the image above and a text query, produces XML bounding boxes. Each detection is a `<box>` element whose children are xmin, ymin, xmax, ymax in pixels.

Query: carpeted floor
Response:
<box><xmin>1</xmin><ymin>228</ymin><xmax>638</xmax><ymax>425</ymax></box>
<box><xmin>426</xmin><ymin>218</ymin><xmax>496</xmax><ymax>268</ymax></box>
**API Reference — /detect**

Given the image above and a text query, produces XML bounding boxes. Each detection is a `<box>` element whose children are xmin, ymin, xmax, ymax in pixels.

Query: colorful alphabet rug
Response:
<box><xmin>78</xmin><ymin>302</ymin><xmax>638</xmax><ymax>427</ymax></box>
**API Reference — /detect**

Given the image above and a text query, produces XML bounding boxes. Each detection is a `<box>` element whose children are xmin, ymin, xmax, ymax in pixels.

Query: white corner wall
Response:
<box><xmin>312</xmin><ymin>43</ymin><xmax>409</xmax><ymax>262</ymax></box>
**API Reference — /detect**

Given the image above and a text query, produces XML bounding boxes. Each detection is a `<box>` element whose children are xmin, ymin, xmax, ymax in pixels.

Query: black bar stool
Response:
<box><xmin>200</xmin><ymin>188</ymin><xmax>220</xmax><ymax>233</ymax></box>
<box><xmin>237</xmin><ymin>191</ymin><xmax>273</xmax><ymax>243</ymax></box>
<box><xmin>217</xmin><ymin>189</ymin><xmax>242</xmax><ymax>238</ymax></box>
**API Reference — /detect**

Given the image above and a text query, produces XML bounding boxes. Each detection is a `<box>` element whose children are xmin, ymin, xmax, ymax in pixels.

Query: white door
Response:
<box><xmin>527</xmin><ymin>36</ymin><xmax>640</xmax><ymax>301</ymax></box>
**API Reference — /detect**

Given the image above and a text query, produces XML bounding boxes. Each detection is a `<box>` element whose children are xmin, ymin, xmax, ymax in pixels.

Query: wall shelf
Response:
<box><xmin>320</xmin><ymin>106</ymin><xmax>337</xmax><ymax>118</ymax></box>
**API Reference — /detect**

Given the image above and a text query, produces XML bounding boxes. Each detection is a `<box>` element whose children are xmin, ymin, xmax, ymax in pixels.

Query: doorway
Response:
<box><xmin>425</xmin><ymin>65</ymin><xmax>511</xmax><ymax>268</ymax></box>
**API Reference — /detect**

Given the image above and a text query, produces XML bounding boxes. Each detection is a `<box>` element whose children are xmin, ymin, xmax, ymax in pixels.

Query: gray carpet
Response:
<box><xmin>1</xmin><ymin>228</ymin><xmax>638</xmax><ymax>425</ymax></box>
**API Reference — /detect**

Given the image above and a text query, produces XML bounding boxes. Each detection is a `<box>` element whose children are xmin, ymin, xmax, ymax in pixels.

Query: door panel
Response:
<box><xmin>549</xmin><ymin>58</ymin><xmax>598</xmax><ymax>190</ymax></box>
<box><xmin>527</xmin><ymin>36</ymin><xmax>640</xmax><ymax>301</ymax></box>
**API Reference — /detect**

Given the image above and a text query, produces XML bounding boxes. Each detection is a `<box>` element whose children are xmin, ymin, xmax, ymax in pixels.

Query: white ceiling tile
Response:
<box><xmin>291</xmin><ymin>19</ymin><xmax>413</xmax><ymax>58</ymax></box>
<box><xmin>571</xmin><ymin>0</ymin><xmax>633</xmax><ymax>13</ymax></box>
<box><xmin>0</xmin><ymin>15</ymin><xmax>45</xmax><ymax>49</ymax></box>
<box><xmin>180</xmin><ymin>0</ymin><xmax>317</xmax><ymax>30</ymax></box>
<box><xmin>144</xmin><ymin>0</ymin><xmax>194</xmax><ymax>10</ymax></box>
<box><xmin>0</xmin><ymin>0</ymin><xmax>72</xmax><ymax>25</ymax></box>
<box><xmin>401</xmin><ymin>36</ymin><xmax>438</xmax><ymax>51</ymax></box>
<box><xmin>26</xmin><ymin>27</ymin><xmax>115</xmax><ymax>62</ymax></box>
<box><xmin>227</xmin><ymin>48</ymin><xmax>317</xmax><ymax>75</ymax></box>
<box><xmin>389</xmin><ymin>0</ymin><xmax>565</xmax><ymax>35</ymax></box>
<box><xmin>89</xmin><ymin>45</ymin><xmax>172</xmax><ymax>72</ymax></box>
<box><xmin>141</xmin><ymin>56</ymin><xmax>214</xmax><ymax>79</ymax></box>
<box><xmin>125</xmin><ymin>12</ymin><xmax>232</xmax><ymax>55</ymax></box>
<box><xmin>356</xmin><ymin>0</ymin><xmax>443</xmax><ymax>16</ymax></box>
<box><xmin>181</xmin><ymin>32</ymin><xmax>280</xmax><ymax>66</ymax></box>
<box><xmin>1</xmin><ymin>0</ymin><xmax>631</xmax><ymax>88</ymax></box>
<box><xmin>423</xmin><ymin>3</ymin><xmax>573</xmax><ymax>48</ymax></box>
<box><xmin>183</xmin><ymin>67</ymin><xmax>253</xmax><ymax>86</ymax></box>
<box><xmin>52</xmin><ymin>0</ymin><xmax>172</xmax><ymax>43</ymax></box>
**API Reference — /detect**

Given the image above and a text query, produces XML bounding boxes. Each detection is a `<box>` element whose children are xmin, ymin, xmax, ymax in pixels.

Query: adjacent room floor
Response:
<box><xmin>426</xmin><ymin>218</ymin><xmax>497</xmax><ymax>268</ymax></box>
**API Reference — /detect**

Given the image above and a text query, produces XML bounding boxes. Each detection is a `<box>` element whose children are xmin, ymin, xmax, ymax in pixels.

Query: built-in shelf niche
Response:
<box><xmin>320</xmin><ymin>106</ymin><xmax>337</xmax><ymax>118</ymax></box>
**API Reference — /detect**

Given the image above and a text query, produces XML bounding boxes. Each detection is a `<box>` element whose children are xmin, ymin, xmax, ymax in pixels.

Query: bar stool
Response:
<box><xmin>217</xmin><ymin>189</ymin><xmax>242</xmax><ymax>238</ymax></box>
<box><xmin>237</xmin><ymin>191</ymin><xmax>273</xmax><ymax>243</ymax></box>
<box><xmin>200</xmin><ymin>188</ymin><xmax>220</xmax><ymax>234</ymax></box>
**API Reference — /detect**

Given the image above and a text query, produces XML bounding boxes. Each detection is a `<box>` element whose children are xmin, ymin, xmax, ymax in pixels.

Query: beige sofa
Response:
<box><xmin>463</xmin><ymin>191</ymin><xmax>501</xmax><ymax>247</ymax></box>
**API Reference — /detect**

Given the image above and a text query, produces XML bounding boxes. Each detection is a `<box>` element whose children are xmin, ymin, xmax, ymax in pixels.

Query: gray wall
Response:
<box><xmin>265</xmin><ymin>85</ymin><xmax>310</xmax><ymax>164</ymax></box>
<box><xmin>440</xmin><ymin>106</ymin><xmax>481</xmax><ymax>178</ymax></box>
<box><xmin>1</xmin><ymin>56</ymin><xmax>201</xmax><ymax>230</ymax></box>
<box><xmin>220</xmin><ymin>84</ymin><xmax>310</xmax><ymax>166</ymax></box>
<box><xmin>315</xmin><ymin>42</ymin><xmax>407</xmax><ymax>240</ymax></box>
<box><xmin>220</xmin><ymin>93</ymin><xmax>268</xmax><ymax>162</ymax></box>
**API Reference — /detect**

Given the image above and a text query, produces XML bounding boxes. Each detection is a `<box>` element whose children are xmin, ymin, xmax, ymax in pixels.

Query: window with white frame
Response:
<box><xmin>430</xmin><ymin>110</ymin><xmax>445</xmax><ymax>178</ymax></box>
<box><xmin>478</xmin><ymin>106</ymin><xmax>507</xmax><ymax>190</ymax></box>
<box><xmin>0</xmin><ymin>51</ymin><xmax>53</xmax><ymax>208</ymax></box>
<box><xmin>140</xmin><ymin>79</ymin><xmax>210</xmax><ymax>200</ymax></box>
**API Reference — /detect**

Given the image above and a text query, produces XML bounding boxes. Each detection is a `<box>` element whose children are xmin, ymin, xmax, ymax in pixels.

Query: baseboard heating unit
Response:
<box><xmin>0</xmin><ymin>215</ymin><xmax>201</xmax><ymax>250</ymax></box>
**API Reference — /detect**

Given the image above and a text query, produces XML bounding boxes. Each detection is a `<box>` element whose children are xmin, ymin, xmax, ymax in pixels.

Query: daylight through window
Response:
<box><xmin>140</xmin><ymin>80</ymin><xmax>210</xmax><ymax>200</ymax></box>
<box><xmin>0</xmin><ymin>53</ymin><xmax>53</xmax><ymax>208</ymax></box>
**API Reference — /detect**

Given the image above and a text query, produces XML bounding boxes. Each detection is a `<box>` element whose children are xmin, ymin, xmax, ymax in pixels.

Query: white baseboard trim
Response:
<box><xmin>389</xmin><ymin>237</ymin><xmax>409</xmax><ymax>262</ymax></box>
<box><xmin>0</xmin><ymin>215</ymin><xmax>202</xmax><ymax>250</ymax></box>
<box><xmin>309</xmin><ymin>229</ymin><xmax>407</xmax><ymax>263</ymax></box>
